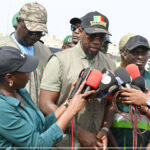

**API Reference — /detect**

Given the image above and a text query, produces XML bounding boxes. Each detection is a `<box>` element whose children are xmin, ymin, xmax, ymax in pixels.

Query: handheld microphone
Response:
<box><xmin>132</xmin><ymin>76</ymin><xmax>146</xmax><ymax>92</ymax></box>
<box><xmin>126</xmin><ymin>64</ymin><xmax>146</xmax><ymax>92</ymax></box>
<box><xmin>82</xmin><ymin>69</ymin><xmax>103</xmax><ymax>93</ymax></box>
<box><xmin>95</xmin><ymin>68</ymin><xmax>119</xmax><ymax>98</ymax></box>
<box><xmin>114</xmin><ymin>67</ymin><xmax>132</xmax><ymax>88</ymax></box>
<box><xmin>126</xmin><ymin>64</ymin><xmax>140</xmax><ymax>80</ymax></box>
<box><xmin>68</xmin><ymin>68</ymin><xmax>103</xmax><ymax>100</ymax></box>
<box><xmin>68</xmin><ymin>68</ymin><xmax>91</xmax><ymax>99</ymax></box>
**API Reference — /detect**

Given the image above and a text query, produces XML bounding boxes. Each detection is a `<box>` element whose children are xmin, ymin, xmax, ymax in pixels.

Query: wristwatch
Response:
<box><xmin>101</xmin><ymin>127</ymin><xmax>109</xmax><ymax>134</ymax></box>
<box><xmin>63</xmin><ymin>101</ymin><xmax>69</xmax><ymax>108</ymax></box>
<box><xmin>146</xmin><ymin>97</ymin><xmax>150</xmax><ymax>107</ymax></box>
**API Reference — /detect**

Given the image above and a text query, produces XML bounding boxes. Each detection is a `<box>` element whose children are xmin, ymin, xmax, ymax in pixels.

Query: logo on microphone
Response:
<box><xmin>101</xmin><ymin>74</ymin><xmax>111</xmax><ymax>84</ymax></box>
<box><xmin>108</xmin><ymin>85</ymin><xmax>118</xmax><ymax>93</ymax></box>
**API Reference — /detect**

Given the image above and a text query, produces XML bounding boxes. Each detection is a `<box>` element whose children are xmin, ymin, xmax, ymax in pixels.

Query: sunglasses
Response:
<box><xmin>71</xmin><ymin>24</ymin><xmax>80</xmax><ymax>32</ymax></box>
<box><xmin>27</xmin><ymin>31</ymin><xmax>45</xmax><ymax>38</ymax></box>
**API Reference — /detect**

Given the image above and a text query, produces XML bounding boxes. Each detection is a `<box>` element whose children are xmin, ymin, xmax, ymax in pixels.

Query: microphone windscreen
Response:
<box><xmin>86</xmin><ymin>69</ymin><xmax>102</xmax><ymax>89</ymax></box>
<box><xmin>130</xmin><ymin>84</ymin><xmax>142</xmax><ymax>90</ymax></box>
<box><xmin>98</xmin><ymin>69</ymin><xmax>118</xmax><ymax>93</ymax></box>
<box><xmin>126</xmin><ymin>64</ymin><xmax>141</xmax><ymax>79</ymax></box>
<box><xmin>132</xmin><ymin>76</ymin><xmax>146</xmax><ymax>92</ymax></box>
<box><xmin>115</xmin><ymin>67</ymin><xmax>131</xmax><ymax>84</ymax></box>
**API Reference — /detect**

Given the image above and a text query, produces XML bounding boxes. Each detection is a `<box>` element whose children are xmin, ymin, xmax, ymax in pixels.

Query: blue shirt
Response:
<box><xmin>0</xmin><ymin>88</ymin><xmax>63</xmax><ymax>149</ymax></box>
<box><xmin>11</xmin><ymin>33</ymin><xmax>34</xmax><ymax>56</ymax></box>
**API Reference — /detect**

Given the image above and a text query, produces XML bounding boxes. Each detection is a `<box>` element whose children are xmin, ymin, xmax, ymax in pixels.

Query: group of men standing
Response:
<box><xmin>0</xmin><ymin>1</ymin><xmax>150</xmax><ymax>149</ymax></box>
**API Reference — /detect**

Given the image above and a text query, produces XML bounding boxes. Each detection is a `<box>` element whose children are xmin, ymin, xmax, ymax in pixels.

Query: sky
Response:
<box><xmin>0</xmin><ymin>0</ymin><xmax>150</xmax><ymax>45</ymax></box>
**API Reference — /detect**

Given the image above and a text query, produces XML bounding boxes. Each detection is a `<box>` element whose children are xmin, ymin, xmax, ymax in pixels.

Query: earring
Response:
<box><xmin>9</xmin><ymin>80</ymin><xmax>13</xmax><ymax>87</ymax></box>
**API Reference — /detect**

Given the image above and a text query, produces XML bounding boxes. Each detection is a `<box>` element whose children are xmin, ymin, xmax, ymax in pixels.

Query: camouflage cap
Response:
<box><xmin>119</xmin><ymin>33</ymin><xmax>136</xmax><ymax>50</ymax></box>
<box><xmin>18</xmin><ymin>2</ymin><xmax>48</xmax><ymax>33</ymax></box>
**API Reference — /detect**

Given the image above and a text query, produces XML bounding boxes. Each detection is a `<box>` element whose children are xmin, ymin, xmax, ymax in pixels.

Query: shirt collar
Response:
<box><xmin>0</xmin><ymin>95</ymin><xmax>21</xmax><ymax>107</ymax></box>
<box><xmin>0</xmin><ymin>89</ymin><xmax>26</xmax><ymax>107</ymax></box>
<box><xmin>75</xmin><ymin>41</ymin><xmax>98</xmax><ymax>64</ymax></box>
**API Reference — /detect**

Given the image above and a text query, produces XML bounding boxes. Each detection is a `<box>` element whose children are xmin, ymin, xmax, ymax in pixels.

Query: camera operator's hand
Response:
<box><xmin>96</xmin><ymin>130</ymin><xmax>108</xmax><ymax>150</ymax></box>
<box><xmin>118</xmin><ymin>87</ymin><xmax>149</xmax><ymax>106</ymax></box>
<box><xmin>78</xmin><ymin>126</ymin><xmax>102</xmax><ymax>149</ymax></box>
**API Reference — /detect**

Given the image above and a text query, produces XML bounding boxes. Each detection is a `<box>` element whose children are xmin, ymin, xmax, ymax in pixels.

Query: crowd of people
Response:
<box><xmin>0</xmin><ymin>2</ymin><xmax>150</xmax><ymax>150</ymax></box>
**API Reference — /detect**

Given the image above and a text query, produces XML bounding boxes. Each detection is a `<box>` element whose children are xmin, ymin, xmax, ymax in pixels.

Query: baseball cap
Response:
<box><xmin>81</xmin><ymin>11</ymin><xmax>111</xmax><ymax>35</ymax></box>
<box><xmin>0</xmin><ymin>46</ymin><xmax>39</xmax><ymax>75</ymax></box>
<box><xmin>18</xmin><ymin>2</ymin><xmax>48</xmax><ymax>33</ymax></box>
<box><xmin>12</xmin><ymin>12</ymin><xmax>19</xmax><ymax>28</ymax></box>
<box><xmin>124</xmin><ymin>35</ymin><xmax>150</xmax><ymax>51</ymax></box>
<box><xmin>105</xmin><ymin>34</ymin><xmax>111</xmax><ymax>43</ymax></box>
<box><xmin>119</xmin><ymin>33</ymin><xmax>136</xmax><ymax>50</ymax></box>
<box><xmin>70</xmin><ymin>17</ymin><xmax>81</xmax><ymax>25</ymax></box>
<box><xmin>63</xmin><ymin>35</ymin><xmax>73</xmax><ymax>44</ymax></box>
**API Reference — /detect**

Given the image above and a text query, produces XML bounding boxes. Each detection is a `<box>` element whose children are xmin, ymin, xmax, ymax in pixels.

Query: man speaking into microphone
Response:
<box><xmin>39</xmin><ymin>11</ymin><xmax>116</xmax><ymax>149</ymax></box>
<box><xmin>110</xmin><ymin>34</ymin><xmax>150</xmax><ymax>149</ymax></box>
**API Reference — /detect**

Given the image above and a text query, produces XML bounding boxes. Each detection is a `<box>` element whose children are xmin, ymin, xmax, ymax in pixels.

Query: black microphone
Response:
<box><xmin>68</xmin><ymin>68</ymin><xmax>91</xmax><ymax>99</ymax></box>
<box><xmin>95</xmin><ymin>68</ymin><xmax>119</xmax><ymax>98</ymax></box>
<box><xmin>114</xmin><ymin>67</ymin><xmax>132</xmax><ymax>88</ymax></box>
<box><xmin>132</xmin><ymin>76</ymin><xmax>146</xmax><ymax>92</ymax></box>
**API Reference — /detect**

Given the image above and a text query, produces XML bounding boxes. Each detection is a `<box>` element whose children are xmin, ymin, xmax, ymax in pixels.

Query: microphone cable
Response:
<box><xmin>112</xmin><ymin>91</ymin><xmax>149</xmax><ymax>150</ymax></box>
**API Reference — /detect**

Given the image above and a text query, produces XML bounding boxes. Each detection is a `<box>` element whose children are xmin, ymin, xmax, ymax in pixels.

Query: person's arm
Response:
<box><xmin>55</xmin><ymin>81</ymin><xmax>96</xmax><ymax>132</ymax></box>
<box><xmin>96</xmin><ymin>100</ymin><xmax>115</xmax><ymax>149</ymax></box>
<box><xmin>77</xmin><ymin>126</ymin><xmax>102</xmax><ymax>148</ymax></box>
<box><xmin>0</xmin><ymin>102</ymin><xmax>63</xmax><ymax>147</ymax></box>
<box><xmin>39</xmin><ymin>90</ymin><xmax>59</xmax><ymax>115</ymax></box>
<box><xmin>39</xmin><ymin>56</ymin><xmax>61</xmax><ymax>116</ymax></box>
<box><xmin>139</xmin><ymin>105</ymin><xmax>150</xmax><ymax>119</ymax></box>
<box><xmin>77</xmin><ymin>100</ymin><xmax>115</xmax><ymax>149</ymax></box>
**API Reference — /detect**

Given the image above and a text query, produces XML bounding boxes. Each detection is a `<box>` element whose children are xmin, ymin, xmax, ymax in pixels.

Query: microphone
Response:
<box><xmin>95</xmin><ymin>68</ymin><xmax>119</xmax><ymax>98</ymax></box>
<box><xmin>132</xmin><ymin>76</ymin><xmax>146</xmax><ymax>92</ymax></box>
<box><xmin>68</xmin><ymin>68</ymin><xmax>103</xmax><ymax>99</ymax></box>
<box><xmin>114</xmin><ymin>67</ymin><xmax>132</xmax><ymax>88</ymax></box>
<box><xmin>82</xmin><ymin>69</ymin><xmax>103</xmax><ymax>93</ymax></box>
<box><xmin>126</xmin><ymin>64</ymin><xmax>140</xmax><ymax>80</ymax></box>
<box><xmin>68</xmin><ymin>68</ymin><xmax>91</xmax><ymax>99</ymax></box>
<box><xmin>125</xmin><ymin>64</ymin><xmax>146</xmax><ymax>92</ymax></box>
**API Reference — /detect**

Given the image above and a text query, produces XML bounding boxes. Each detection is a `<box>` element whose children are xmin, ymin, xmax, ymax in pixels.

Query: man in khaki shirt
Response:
<box><xmin>40</xmin><ymin>11</ymin><xmax>116</xmax><ymax>149</ymax></box>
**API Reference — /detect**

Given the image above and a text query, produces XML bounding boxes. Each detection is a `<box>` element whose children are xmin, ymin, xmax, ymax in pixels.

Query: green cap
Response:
<box><xmin>18</xmin><ymin>2</ymin><xmax>48</xmax><ymax>33</ymax></box>
<box><xmin>12</xmin><ymin>12</ymin><xmax>19</xmax><ymax>28</ymax></box>
<box><xmin>119</xmin><ymin>33</ymin><xmax>136</xmax><ymax>50</ymax></box>
<box><xmin>63</xmin><ymin>35</ymin><xmax>73</xmax><ymax>44</ymax></box>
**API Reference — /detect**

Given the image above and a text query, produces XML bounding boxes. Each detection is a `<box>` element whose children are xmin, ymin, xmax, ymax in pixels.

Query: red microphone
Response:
<box><xmin>126</xmin><ymin>64</ymin><xmax>146</xmax><ymax>92</ymax></box>
<box><xmin>69</xmin><ymin>68</ymin><xmax>102</xmax><ymax>99</ymax></box>
<box><xmin>82</xmin><ymin>69</ymin><xmax>103</xmax><ymax>93</ymax></box>
<box><xmin>126</xmin><ymin>64</ymin><xmax>140</xmax><ymax>79</ymax></box>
